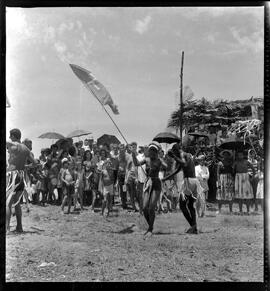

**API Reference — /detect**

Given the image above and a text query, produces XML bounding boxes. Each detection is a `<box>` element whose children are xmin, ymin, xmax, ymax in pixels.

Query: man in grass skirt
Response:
<box><xmin>6</xmin><ymin>128</ymin><xmax>37</xmax><ymax>233</ymax></box>
<box><xmin>163</xmin><ymin>144</ymin><xmax>204</xmax><ymax>234</ymax></box>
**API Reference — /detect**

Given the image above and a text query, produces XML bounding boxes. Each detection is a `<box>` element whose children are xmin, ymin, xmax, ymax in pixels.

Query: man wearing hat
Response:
<box><xmin>6</xmin><ymin>129</ymin><xmax>37</xmax><ymax>233</ymax></box>
<box><xmin>132</xmin><ymin>141</ymin><xmax>168</xmax><ymax>239</ymax></box>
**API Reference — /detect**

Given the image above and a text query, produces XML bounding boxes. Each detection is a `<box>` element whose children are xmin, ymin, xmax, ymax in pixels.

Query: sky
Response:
<box><xmin>6</xmin><ymin>7</ymin><xmax>264</xmax><ymax>157</ymax></box>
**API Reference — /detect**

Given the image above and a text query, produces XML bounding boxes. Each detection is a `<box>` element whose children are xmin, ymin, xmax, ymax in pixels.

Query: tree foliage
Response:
<box><xmin>167</xmin><ymin>97</ymin><xmax>263</xmax><ymax>131</ymax></box>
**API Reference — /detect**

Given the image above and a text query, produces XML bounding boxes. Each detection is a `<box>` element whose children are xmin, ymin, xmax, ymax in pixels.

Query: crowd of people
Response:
<box><xmin>6</xmin><ymin>128</ymin><xmax>264</xmax><ymax>238</ymax></box>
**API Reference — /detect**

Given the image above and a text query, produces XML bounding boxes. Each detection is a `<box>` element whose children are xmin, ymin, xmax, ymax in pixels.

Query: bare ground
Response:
<box><xmin>6</xmin><ymin>202</ymin><xmax>263</xmax><ymax>282</ymax></box>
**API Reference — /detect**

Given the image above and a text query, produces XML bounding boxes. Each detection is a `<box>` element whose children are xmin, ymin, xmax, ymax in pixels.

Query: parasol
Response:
<box><xmin>153</xmin><ymin>132</ymin><xmax>180</xmax><ymax>144</ymax></box>
<box><xmin>66</xmin><ymin>129</ymin><xmax>92</xmax><ymax>138</ymax></box>
<box><xmin>97</xmin><ymin>134</ymin><xmax>121</xmax><ymax>146</ymax></box>
<box><xmin>38</xmin><ymin>132</ymin><xmax>65</xmax><ymax>140</ymax></box>
<box><xmin>219</xmin><ymin>136</ymin><xmax>251</xmax><ymax>151</ymax></box>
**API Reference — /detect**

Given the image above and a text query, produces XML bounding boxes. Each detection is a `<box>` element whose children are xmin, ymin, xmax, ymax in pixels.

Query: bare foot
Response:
<box><xmin>15</xmin><ymin>227</ymin><xmax>23</xmax><ymax>233</ymax></box>
<box><xmin>143</xmin><ymin>231</ymin><xmax>153</xmax><ymax>240</ymax></box>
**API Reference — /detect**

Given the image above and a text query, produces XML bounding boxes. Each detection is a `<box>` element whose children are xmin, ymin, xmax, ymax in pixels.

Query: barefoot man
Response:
<box><xmin>163</xmin><ymin>144</ymin><xmax>204</xmax><ymax>234</ymax></box>
<box><xmin>132</xmin><ymin>141</ymin><xmax>167</xmax><ymax>239</ymax></box>
<box><xmin>6</xmin><ymin>128</ymin><xmax>37</xmax><ymax>233</ymax></box>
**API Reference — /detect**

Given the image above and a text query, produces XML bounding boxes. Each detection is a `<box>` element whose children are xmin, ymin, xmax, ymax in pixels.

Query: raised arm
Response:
<box><xmin>162</xmin><ymin>163</ymin><xmax>182</xmax><ymax>182</ymax></box>
<box><xmin>131</xmin><ymin>151</ymin><xmax>146</xmax><ymax>166</ymax></box>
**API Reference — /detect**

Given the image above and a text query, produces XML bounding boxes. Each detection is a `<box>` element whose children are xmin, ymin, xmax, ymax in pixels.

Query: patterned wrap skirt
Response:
<box><xmin>234</xmin><ymin>173</ymin><xmax>253</xmax><ymax>200</ymax></box>
<box><xmin>216</xmin><ymin>173</ymin><xmax>234</xmax><ymax>201</ymax></box>
<box><xmin>6</xmin><ymin>170</ymin><xmax>25</xmax><ymax>207</ymax></box>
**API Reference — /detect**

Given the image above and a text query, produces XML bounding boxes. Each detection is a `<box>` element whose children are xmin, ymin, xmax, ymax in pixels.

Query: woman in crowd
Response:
<box><xmin>233</xmin><ymin>151</ymin><xmax>255</xmax><ymax>215</ymax></box>
<box><xmin>216</xmin><ymin>150</ymin><xmax>234</xmax><ymax>214</ymax></box>
<box><xmin>248</xmin><ymin>149</ymin><xmax>259</xmax><ymax>211</ymax></box>
<box><xmin>195</xmin><ymin>155</ymin><xmax>209</xmax><ymax>217</ymax></box>
<box><xmin>256</xmin><ymin>158</ymin><xmax>264</xmax><ymax>211</ymax></box>
<box><xmin>132</xmin><ymin>141</ymin><xmax>167</xmax><ymax>239</ymax></box>
<box><xmin>83</xmin><ymin>150</ymin><xmax>93</xmax><ymax>168</ymax></box>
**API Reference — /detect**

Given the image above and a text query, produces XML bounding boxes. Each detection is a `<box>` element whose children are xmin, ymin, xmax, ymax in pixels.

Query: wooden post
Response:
<box><xmin>179</xmin><ymin>51</ymin><xmax>184</xmax><ymax>146</ymax></box>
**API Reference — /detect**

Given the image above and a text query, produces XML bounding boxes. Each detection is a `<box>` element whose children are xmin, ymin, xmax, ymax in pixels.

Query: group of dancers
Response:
<box><xmin>6</xmin><ymin>127</ymin><xmax>264</xmax><ymax>239</ymax></box>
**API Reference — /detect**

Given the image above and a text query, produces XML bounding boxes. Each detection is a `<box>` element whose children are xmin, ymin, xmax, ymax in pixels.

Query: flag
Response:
<box><xmin>69</xmin><ymin>64</ymin><xmax>119</xmax><ymax>114</ymax></box>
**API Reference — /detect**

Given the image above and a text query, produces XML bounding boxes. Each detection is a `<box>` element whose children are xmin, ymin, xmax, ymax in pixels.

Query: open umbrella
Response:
<box><xmin>97</xmin><ymin>134</ymin><xmax>121</xmax><ymax>146</ymax></box>
<box><xmin>219</xmin><ymin>136</ymin><xmax>251</xmax><ymax>151</ymax></box>
<box><xmin>38</xmin><ymin>132</ymin><xmax>65</xmax><ymax>140</ymax></box>
<box><xmin>153</xmin><ymin>132</ymin><xmax>180</xmax><ymax>144</ymax></box>
<box><xmin>67</xmin><ymin>129</ymin><xmax>92</xmax><ymax>138</ymax></box>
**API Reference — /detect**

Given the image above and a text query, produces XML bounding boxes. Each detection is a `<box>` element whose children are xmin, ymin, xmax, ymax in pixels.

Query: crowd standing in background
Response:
<box><xmin>6</xmin><ymin>128</ymin><xmax>264</xmax><ymax>236</ymax></box>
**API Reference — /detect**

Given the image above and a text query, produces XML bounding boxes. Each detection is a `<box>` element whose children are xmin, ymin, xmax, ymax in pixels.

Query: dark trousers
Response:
<box><xmin>179</xmin><ymin>194</ymin><xmax>197</xmax><ymax>228</ymax></box>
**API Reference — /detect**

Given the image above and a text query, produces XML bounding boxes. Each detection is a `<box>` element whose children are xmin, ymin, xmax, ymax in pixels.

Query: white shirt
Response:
<box><xmin>82</xmin><ymin>145</ymin><xmax>90</xmax><ymax>152</ymax></box>
<box><xmin>137</xmin><ymin>153</ymin><xmax>146</xmax><ymax>183</ymax></box>
<box><xmin>195</xmin><ymin>164</ymin><xmax>209</xmax><ymax>181</ymax></box>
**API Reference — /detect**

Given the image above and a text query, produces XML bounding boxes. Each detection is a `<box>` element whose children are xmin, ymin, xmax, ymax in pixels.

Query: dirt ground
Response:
<box><xmin>6</xmin><ymin>200</ymin><xmax>264</xmax><ymax>282</ymax></box>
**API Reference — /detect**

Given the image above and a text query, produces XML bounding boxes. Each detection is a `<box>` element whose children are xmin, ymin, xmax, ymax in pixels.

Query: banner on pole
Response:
<box><xmin>70</xmin><ymin>64</ymin><xmax>119</xmax><ymax>114</ymax></box>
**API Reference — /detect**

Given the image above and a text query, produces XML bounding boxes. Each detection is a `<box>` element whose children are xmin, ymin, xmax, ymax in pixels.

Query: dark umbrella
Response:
<box><xmin>38</xmin><ymin>132</ymin><xmax>65</xmax><ymax>140</ymax></box>
<box><xmin>67</xmin><ymin>129</ymin><xmax>92</xmax><ymax>138</ymax></box>
<box><xmin>219</xmin><ymin>137</ymin><xmax>251</xmax><ymax>150</ymax></box>
<box><xmin>55</xmin><ymin>138</ymin><xmax>73</xmax><ymax>151</ymax></box>
<box><xmin>97</xmin><ymin>134</ymin><xmax>121</xmax><ymax>146</ymax></box>
<box><xmin>153</xmin><ymin>132</ymin><xmax>180</xmax><ymax>144</ymax></box>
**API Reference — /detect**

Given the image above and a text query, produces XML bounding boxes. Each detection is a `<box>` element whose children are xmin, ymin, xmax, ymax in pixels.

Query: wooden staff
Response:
<box><xmin>179</xmin><ymin>51</ymin><xmax>184</xmax><ymax>146</ymax></box>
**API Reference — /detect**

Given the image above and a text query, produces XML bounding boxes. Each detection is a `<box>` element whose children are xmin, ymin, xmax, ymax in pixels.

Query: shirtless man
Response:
<box><xmin>132</xmin><ymin>142</ymin><xmax>167</xmax><ymax>239</ymax></box>
<box><xmin>6</xmin><ymin>129</ymin><xmax>37</xmax><ymax>233</ymax></box>
<box><xmin>163</xmin><ymin>144</ymin><xmax>204</xmax><ymax>234</ymax></box>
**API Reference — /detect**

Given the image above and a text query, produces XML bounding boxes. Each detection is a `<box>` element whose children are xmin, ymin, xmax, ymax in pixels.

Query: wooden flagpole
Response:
<box><xmin>83</xmin><ymin>84</ymin><xmax>128</xmax><ymax>144</ymax></box>
<box><xmin>179</xmin><ymin>51</ymin><xmax>184</xmax><ymax>146</ymax></box>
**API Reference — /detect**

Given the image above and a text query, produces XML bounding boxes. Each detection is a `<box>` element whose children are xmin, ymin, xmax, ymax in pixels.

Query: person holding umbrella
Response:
<box><xmin>233</xmin><ymin>150</ymin><xmax>255</xmax><ymax>215</ymax></box>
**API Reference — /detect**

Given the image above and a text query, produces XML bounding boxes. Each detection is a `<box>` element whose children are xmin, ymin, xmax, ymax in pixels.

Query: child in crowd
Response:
<box><xmin>83</xmin><ymin>163</ymin><xmax>93</xmax><ymax>207</ymax></box>
<box><xmin>61</xmin><ymin>159</ymin><xmax>76</xmax><ymax>214</ymax></box>
<box><xmin>39</xmin><ymin>163</ymin><xmax>49</xmax><ymax>206</ymax></box>
<box><xmin>74</xmin><ymin>162</ymin><xmax>84</xmax><ymax>211</ymax></box>
<box><xmin>47</xmin><ymin>161</ymin><xmax>58</xmax><ymax>204</ymax></box>
<box><xmin>100</xmin><ymin>156</ymin><xmax>115</xmax><ymax>218</ymax></box>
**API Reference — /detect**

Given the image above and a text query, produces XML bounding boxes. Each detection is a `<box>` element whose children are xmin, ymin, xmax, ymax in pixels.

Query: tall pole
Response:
<box><xmin>179</xmin><ymin>51</ymin><xmax>184</xmax><ymax>146</ymax></box>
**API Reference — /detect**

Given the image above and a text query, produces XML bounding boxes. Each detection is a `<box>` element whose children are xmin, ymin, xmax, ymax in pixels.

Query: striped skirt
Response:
<box><xmin>216</xmin><ymin>173</ymin><xmax>234</xmax><ymax>201</ymax></box>
<box><xmin>6</xmin><ymin>170</ymin><xmax>25</xmax><ymax>207</ymax></box>
<box><xmin>234</xmin><ymin>173</ymin><xmax>253</xmax><ymax>200</ymax></box>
